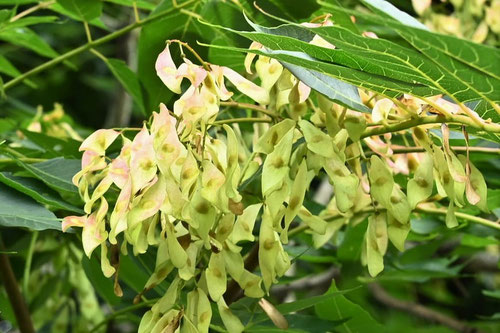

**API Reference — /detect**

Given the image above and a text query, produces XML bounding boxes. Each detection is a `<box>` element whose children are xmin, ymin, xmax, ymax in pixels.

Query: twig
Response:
<box><xmin>369</xmin><ymin>283</ymin><xmax>481</xmax><ymax>333</ymax></box>
<box><xmin>0</xmin><ymin>236</ymin><xmax>35</xmax><ymax>333</ymax></box>
<box><xmin>271</xmin><ymin>267</ymin><xmax>338</xmax><ymax>299</ymax></box>
<box><xmin>220</xmin><ymin>101</ymin><xmax>278</xmax><ymax>118</ymax></box>
<box><xmin>361</xmin><ymin>115</ymin><xmax>500</xmax><ymax>139</ymax></box>
<box><xmin>9</xmin><ymin>0</ymin><xmax>55</xmax><ymax>22</ymax></box>
<box><xmin>3</xmin><ymin>0</ymin><xmax>198</xmax><ymax>91</ymax></box>
<box><xmin>211</xmin><ymin>117</ymin><xmax>272</xmax><ymax>126</ymax></box>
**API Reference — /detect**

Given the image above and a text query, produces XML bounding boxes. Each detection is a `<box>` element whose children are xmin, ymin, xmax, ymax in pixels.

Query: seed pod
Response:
<box><xmin>189</xmin><ymin>189</ymin><xmax>216</xmax><ymax>248</ymax></box>
<box><xmin>179</xmin><ymin>241</ymin><xmax>201</xmax><ymax>281</ymax></box>
<box><xmin>127</xmin><ymin>175</ymin><xmax>166</xmax><ymax>229</ymax></box>
<box><xmin>223</xmin><ymin>124</ymin><xmax>242</xmax><ymax>202</ymax></box>
<box><xmin>231</xmin><ymin>203</ymin><xmax>262</xmax><ymax>244</ymax></box>
<box><xmin>387</xmin><ymin>186</ymin><xmax>411</xmax><ymax>224</ymax></box>
<box><xmin>223</xmin><ymin>246</ymin><xmax>244</xmax><ymax>282</ymax></box>
<box><xmin>369</xmin><ymin>155</ymin><xmax>394</xmax><ymax>208</ymax></box>
<box><xmin>299</xmin><ymin>119</ymin><xmax>335</xmax><ymax>158</ymax></box>
<box><xmin>82</xmin><ymin>197</ymin><xmax>108</xmax><ymax>257</ymax></box>
<box><xmin>372</xmin><ymin>98</ymin><xmax>394</xmax><ymax>123</ymax></box>
<box><xmin>180</xmin><ymin>149</ymin><xmax>199</xmax><ymax>197</ymax></box>
<box><xmin>458</xmin><ymin>155</ymin><xmax>488</xmax><ymax>211</ymax></box>
<box><xmin>312</xmin><ymin>218</ymin><xmax>345</xmax><ymax>249</ymax></box>
<box><xmin>365</xmin><ymin>213</ymin><xmax>386</xmax><ymax>277</ymax></box>
<box><xmin>387</xmin><ymin>213</ymin><xmax>410</xmax><ymax>252</ymax></box>
<box><xmin>217</xmin><ymin>297</ymin><xmax>244</xmax><ymax>333</ymax></box>
<box><xmin>262</xmin><ymin>127</ymin><xmax>293</xmax><ymax>197</ymax></box>
<box><xmin>297</xmin><ymin>207</ymin><xmax>327</xmax><ymax>235</ymax></box>
<box><xmin>201</xmin><ymin>160</ymin><xmax>226</xmax><ymax>208</ymax></box>
<box><xmin>152</xmin><ymin>276</ymin><xmax>182</xmax><ymax>314</ymax></box>
<box><xmin>165</xmin><ymin>220</ymin><xmax>188</xmax><ymax>269</ymax></box>
<box><xmin>343</xmin><ymin>113</ymin><xmax>367</xmax><ymax>142</ymax></box>
<box><xmin>283</xmin><ymin>160</ymin><xmax>309</xmax><ymax>243</ymax></box>
<box><xmin>446</xmin><ymin>201</ymin><xmax>458</xmax><ymax>228</ymax></box>
<box><xmin>254</xmin><ymin>119</ymin><xmax>295</xmax><ymax>154</ymax></box>
<box><xmin>407</xmin><ymin>153</ymin><xmax>434</xmax><ymax>209</ymax></box>
<box><xmin>259</xmin><ymin>208</ymin><xmax>280</xmax><ymax>291</ymax></box>
<box><xmin>256</xmin><ymin>56</ymin><xmax>283</xmax><ymax>91</ymax></box>
<box><xmin>205</xmin><ymin>252</ymin><xmax>227</xmax><ymax>301</ymax></box>
<box><xmin>144</xmin><ymin>238</ymin><xmax>173</xmax><ymax>290</ymax></box>
<box><xmin>323</xmin><ymin>154</ymin><xmax>359</xmax><ymax>213</ymax></box>
<box><xmin>100</xmin><ymin>243</ymin><xmax>115</xmax><ymax>278</ymax></box>
<box><xmin>129</xmin><ymin>127</ymin><xmax>157</xmax><ymax>194</ymax></box>
<box><xmin>79</xmin><ymin>129</ymin><xmax>120</xmax><ymax>156</ymax></box>
<box><xmin>239</xmin><ymin>270</ymin><xmax>265</xmax><ymax>298</ymax></box>
<box><xmin>109</xmin><ymin>178</ymin><xmax>132</xmax><ymax>244</ymax></box>
<box><xmin>433</xmin><ymin>147</ymin><xmax>455</xmax><ymax>200</ymax></box>
<box><xmin>196</xmin><ymin>288</ymin><xmax>212</xmax><ymax>333</ymax></box>
<box><xmin>259</xmin><ymin>298</ymin><xmax>289</xmax><ymax>329</ymax></box>
<box><xmin>151</xmin><ymin>309</ymin><xmax>181</xmax><ymax>333</ymax></box>
<box><xmin>222</xmin><ymin>66</ymin><xmax>270</xmax><ymax>105</ymax></box>
<box><xmin>412</xmin><ymin>127</ymin><xmax>432</xmax><ymax>152</ymax></box>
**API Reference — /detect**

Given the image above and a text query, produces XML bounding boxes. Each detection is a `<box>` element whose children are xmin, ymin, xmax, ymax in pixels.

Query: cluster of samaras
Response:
<box><xmin>63</xmin><ymin>31</ymin><xmax>488</xmax><ymax>332</ymax></box>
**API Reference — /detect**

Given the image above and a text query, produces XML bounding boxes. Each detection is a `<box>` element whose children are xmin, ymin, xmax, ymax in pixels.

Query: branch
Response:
<box><xmin>369</xmin><ymin>283</ymin><xmax>481</xmax><ymax>333</ymax></box>
<box><xmin>211</xmin><ymin>117</ymin><xmax>272</xmax><ymax>125</ymax></box>
<box><xmin>0</xmin><ymin>237</ymin><xmax>35</xmax><ymax>333</ymax></box>
<box><xmin>271</xmin><ymin>267</ymin><xmax>338</xmax><ymax>300</ymax></box>
<box><xmin>220</xmin><ymin>101</ymin><xmax>278</xmax><ymax>118</ymax></box>
<box><xmin>3</xmin><ymin>0</ymin><xmax>198</xmax><ymax>91</ymax></box>
<box><xmin>361</xmin><ymin>115</ymin><xmax>500</xmax><ymax>139</ymax></box>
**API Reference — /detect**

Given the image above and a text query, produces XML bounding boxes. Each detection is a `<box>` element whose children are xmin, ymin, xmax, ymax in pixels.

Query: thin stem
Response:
<box><xmin>9</xmin><ymin>0</ymin><xmax>55</xmax><ymax>22</ymax></box>
<box><xmin>169</xmin><ymin>39</ymin><xmax>210</xmax><ymax>70</ymax></box>
<box><xmin>23</xmin><ymin>231</ymin><xmax>38</xmax><ymax>300</ymax></box>
<box><xmin>0</xmin><ymin>236</ymin><xmax>35</xmax><ymax>333</ymax></box>
<box><xmin>362</xmin><ymin>145</ymin><xmax>500</xmax><ymax>157</ymax></box>
<box><xmin>361</xmin><ymin>115</ymin><xmax>500</xmax><ymax>139</ymax></box>
<box><xmin>0</xmin><ymin>157</ymin><xmax>46</xmax><ymax>164</ymax></box>
<box><xmin>133</xmin><ymin>1</ymin><xmax>141</xmax><ymax>23</ymax></box>
<box><xmin>84</xmin><ymin>21</ymin><xmax>92</xmax><ymax>43</ymax></box>
<box><xmin>4</xmin><ymin>0</ymin><xmax>198</xmax><ymax>91</ymax></box>
<box><xmin>211</xmin><ymin>117</ymin><xmax>272</xmax><ymax>126</ymax></box>
<box><xmin>415</xmin><ymin>206</ymin><xmax>500</xmax><ymax>230</ymax></box>
<box><xmin>220</xmin><ymin>101</ymin><xmax>278</xmax><ymax>118</ymax></box>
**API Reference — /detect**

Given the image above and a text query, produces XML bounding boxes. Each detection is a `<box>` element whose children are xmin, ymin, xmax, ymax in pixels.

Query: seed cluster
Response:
<box><xmin>63</xmin><ymin>36</ymin><xmax>489</xmax><ymax>332</ymax></box>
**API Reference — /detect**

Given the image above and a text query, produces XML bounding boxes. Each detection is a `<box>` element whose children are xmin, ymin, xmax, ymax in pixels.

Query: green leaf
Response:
<box><xmin>461</xmin><ymin>234</ymin><xmax>499</xmax><ymax>248</ymax></box>
<box><xmin>0</xmin><ymin>172</ymin><xmax>83</xmax><ymax>213</ymax></box>
<box><xmin>82</xmin><ymin>255</ymin><xmax>121</xmax><ymax>306</ymax></box>
<box><xmin>21</xmin><ymin>130</ymin><xmax>81</xmax><ymax>158</ymax></box>
<box><xmin>105</xmin><ymin>58</ymin><xmax>146</xmax><ymax>114</ymax></box>
<box><xmin>0</xmin><ymin>27</ymin><xmax>59</xmax><ymax>58</ymax></box>
<box><xmin>14</xmin><ymin>157</ymin><xmax>80</xmax><ymax>194</ymax></box>
<box><xmin>1</xmin><ymin>15</ymin><xmax>58</xmax><ymax>30</ymax></box>
<box><xmin>362</xmin><ymin>0</ymin><xmax>429</xmax><ymax>30</ymax></box>
<box><xmin>483</xmin><ymin>290</ymin><xmax>500</xmax><ymax>300</ymax></box>
<box><xmin>0</xmin><ymin>54</ymin><xmax>21</xmax><ymax>78</ymax></box>
<box><xmin>49</xmin><ymin>2</ymin><xmax>107</xmax><ymax>29</ymax></box>
<box><xmin>276</xmin><ymin>285</ymin><xmax>355</xmax><ymax>314</ymax></box>
<box><xmin>105</xmin><ymin>0</ymin><xmax>156</xmax><ymax>10</ymax></box>
<box><xmin>0</xmin><ymin>185</ymin><xmax>61</xmax><ymax>230</ymax></box>
<box><xmin>56</xmin><ymin>0</ymin><xmax>103</xmax><ymax>21</ymax></box>
<box><xmin>315</xmin><ymin>281</ymin><xmax>384</xmax><ymax>333</ymax></box>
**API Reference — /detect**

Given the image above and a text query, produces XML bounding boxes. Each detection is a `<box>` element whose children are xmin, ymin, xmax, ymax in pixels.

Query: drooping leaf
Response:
<box><xmin>0</xmin><ymin>185</ymin><xmax>61</xmax><ymax>230</ymax></box>
<box><xmin>0</xmin><ymin>27</ymin><xmax>59</xmax><ymax>58</ymax></box>
<box><xmin>0</xmin><ymin>172</ymin><xmax>83</xmax><ymax>213</ymax></box>
<box><xmin>14</xmin><ymin>157</ymin><xmax>80</xmax><ymax>194</ymax></box>
<box><xmin>105</xmin><ymin>58</ymin><xmax>146</xmax><ymax>114</ymax></box>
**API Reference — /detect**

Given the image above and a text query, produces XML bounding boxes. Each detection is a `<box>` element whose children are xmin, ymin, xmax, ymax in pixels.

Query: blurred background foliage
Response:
<box><xmin>0</xmin><ymin>0</ymin><xmax>499</xmax><ymax>333</ymax></box>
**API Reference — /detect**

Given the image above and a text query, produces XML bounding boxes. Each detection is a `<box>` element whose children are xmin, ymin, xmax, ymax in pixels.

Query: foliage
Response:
<box><xmin>0</xmin><ymin>0</ymin><xmax>499</xmax><ymax>333</ymax></box>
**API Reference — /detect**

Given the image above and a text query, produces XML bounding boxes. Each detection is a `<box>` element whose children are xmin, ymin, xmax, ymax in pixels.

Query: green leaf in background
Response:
<box><xmin>0</xmin><ymin>172</ymin><xmax>83</xmax><ymax>213</ymax></box>
<box><xmin>105</xmin><ymin>58</ymin><xmax>146</xmax><ymax>115</ymax></box>
<box><xmin>0</xmin><ymin>54</ymin><xmax>21</xmax><ymax>78</ymax></box>
<box><xmin>483</xmin><ymin>290</ymin><xmax>500</xmax><ymax>299</ymax></box>
<box><xmin>1</xmin><ymin>15</ymin><xmax>59</xmax><ymax>30</ymax></box>
<box><xmin>461</xmin><ymin>234</ymin><xmax>499</xmax><ymax>248</ymax></box>
<box><xmin>0</xmin><ymin>27</ymin><xmax>59</xmax><ymax>58</ymax></box>
<box><xmin>276</xmin><ymin>285</ymin><xmax>355</xmax><ymax>314</ymax></box>
<box><xmin>315</xmin><ymin>281</ymin><xmax>384</xmax><ymax>333</ymax></box>
<box><xmin>56</xmin><ymin>0</ymin><xmax>103</xmax><ymax>22</ymax></box>
<box><xmin>21</xmin><ymin>130</ymin><xmax>81</xmax><ymax>158</ymax></box>
<box><xmin>0</xmin><ymin>185</ymin><xmax>61</xmax><ymax>230</ymax></box>
<box><xmin>82</xmin><ymin>255</ymin><xmax>122</xmax><ymax>306</ymax></box>
<box><xmin>14</xmin><ymin>157</ymin><xmax>80</xmax><ymax>194</ymax></box>
<box><xmin>362</xmin><ymin>0</ymin><xmax>429</xmax><ymax>30</ymax></box>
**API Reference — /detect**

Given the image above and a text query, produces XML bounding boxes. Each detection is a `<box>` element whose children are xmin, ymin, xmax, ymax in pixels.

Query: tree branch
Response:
<box><xmin>369</xmin><ymin>283</ymin><xmax>481</xmax><ymax>333</ymax></box>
